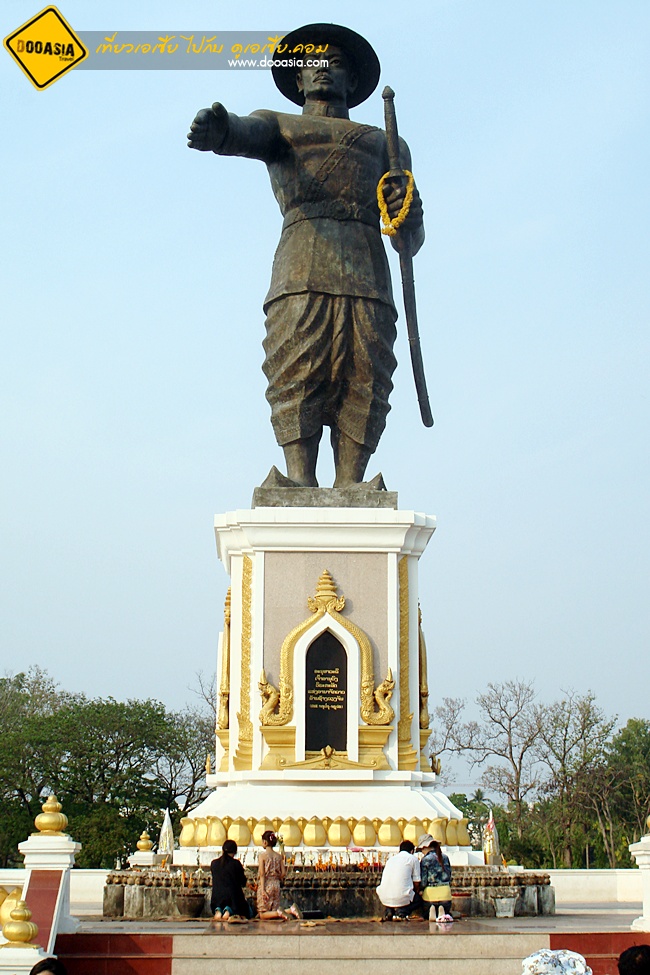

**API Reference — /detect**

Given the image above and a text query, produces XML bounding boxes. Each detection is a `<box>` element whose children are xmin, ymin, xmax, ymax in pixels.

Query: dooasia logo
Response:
<box><xmin>14</xmin><ymin>38</ymin><xmax>76</xmax><ymax>59</ymax></box>
<box><xmin>4</xmin><ymin>6</ymin><xmax>87</xmax><ymax>89</ymax></box>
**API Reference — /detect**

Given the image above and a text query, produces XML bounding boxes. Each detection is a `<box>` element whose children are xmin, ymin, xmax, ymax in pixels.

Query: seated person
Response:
<box><xmin>522</xmin><ymin>949</ymin><xmax>592</xmax><ymax>974</ymax></box>
<box><xmin>418</xmin><ymin>834</ymin><xmax>453</xmax><ymax>921</ymax></box>
<box><xmin>376</xmin><ymin>839</ymin><xmax>421</xmax><ymax>921</ymax></box>
<box><xmin>618</xmin><ymin>946</ymin><xmax>650</xmax><ymax>975</ymax></box>
<box><xmin>30</xmin><ymin>963</ymin><xmax>68</xmax><ymax>975</ymax></box>
<box><xmin>210</xmin><ymin>839</ymin><xmax>251</xmax><ymax>921</ymax></box>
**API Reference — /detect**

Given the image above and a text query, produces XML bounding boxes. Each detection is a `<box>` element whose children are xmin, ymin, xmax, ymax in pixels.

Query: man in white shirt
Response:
<box><xmin>376</xmin><ymin>840</ymin><xmax>421</xmax><ymax>921</ymax></box>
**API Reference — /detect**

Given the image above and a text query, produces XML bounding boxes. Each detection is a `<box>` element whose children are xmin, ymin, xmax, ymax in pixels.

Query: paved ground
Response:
<box><xmin>74</xmin><ymin>903</ymin><xmax>643</xmax><ymax>937</ymax></box>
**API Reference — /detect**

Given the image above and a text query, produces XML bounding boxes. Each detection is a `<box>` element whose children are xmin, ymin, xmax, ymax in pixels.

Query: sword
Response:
<box><xmin>382</xmin><ymin>85</ymin><xmax>434</xmax><ymax>428</ymax></box>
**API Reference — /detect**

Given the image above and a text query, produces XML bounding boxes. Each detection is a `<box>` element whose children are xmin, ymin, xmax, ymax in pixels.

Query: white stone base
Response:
<box><xmin>631</xmin><ymin>916</ymin><xmax>650</xmax><ymax>932</ymax></box>
<box><xmin>173</xmin><ymin>775</ymin><xmax>482</xmax><ymax>864</ymax></box>
<box><xmin>18</xmin><ymin>833</ymin><xmax>81</xmax><ymax>949</ymax></box>
<box><xmin>193</xmin><ymin>772</ymin><xmax>460</xmax><ymax>825</ymax></box>
<box><xmin>173</xmin><ymin>844</ymin><xmax>482</xmax><ymax>867</ymax></box>
<box><xmin>629</xmin><ymin>834</ymin><xmax>650</xmax><ymax>931</ymax></box>
<box><xmin>128</xmin><ymin>852</ymin><xmax>165</xmax><ymax>868</ymax></box>
<box><xmin>0</xmin><ymin>946</ymin><xmax>49</xmax><ymax>974</ymax></box>
<box><xmin>447</xmin><ymin>848</ymin><xmax>486</xmax><ymax>866</ymax></box>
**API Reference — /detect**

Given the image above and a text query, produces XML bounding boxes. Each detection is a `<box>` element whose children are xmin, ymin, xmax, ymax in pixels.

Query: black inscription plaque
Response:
<box><xmin>305</xmin><ymin>632</ymin><xmax>347</xmax><ymax>752</ymax></box>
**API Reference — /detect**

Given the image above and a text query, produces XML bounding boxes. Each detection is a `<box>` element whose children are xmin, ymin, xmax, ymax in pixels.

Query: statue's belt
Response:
<box><xmin>282</xmin><ymin>201</ymin><xmax>378</xmax><ymax>231</ymax></box>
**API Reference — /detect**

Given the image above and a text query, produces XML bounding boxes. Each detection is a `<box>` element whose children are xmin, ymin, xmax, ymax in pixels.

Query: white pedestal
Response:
<box><xmin>629</xmin><ymin>834</ymin><xmax>650</xmax><ymax>931</ymax></box>
<box><xmin>18</xmin><ymin>833</ymin><xmax>81</xmax><ymax>947</ymax></box>
<box><xmin>174</xmin><ymin>506</ymin><xmax>474</xmax><ymax>860</ymax></box>
<box><xmin>128</xmin><ymin>852</ymin><xmax>165</xmax><ymax>868</ymax></box>
<box><xmin>0</xmin><ymin>945</ymin><xmax>49</xmax><ymax>974</ymax></box>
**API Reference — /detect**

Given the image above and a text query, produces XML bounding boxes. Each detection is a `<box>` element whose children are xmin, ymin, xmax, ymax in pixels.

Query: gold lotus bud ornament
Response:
<box><xmin>352</xmin><ymin>817</ymin><xmax>377</xmax><ymax>847</ymax></box>
<box><xmin>0</xmin><ymin>889</ymin><xmax>22</xmax><ymax>928</ymax></box>
<box><xmin>179</xmin><ymin>817</ymin><xmax>197</xmax><ymax>848</ymax></box>
<box><xmin>227</xmin><ymin>817</ymin><xmax>251</xmax><ymax>846</ymax></box>
<box><xmin>302</xmin><ymin>817</ymin><xmax>326</xmax><ymax>846</ymax></box>
<box><xmin>136</xmin><ymin>831</ymin><xmax>153</xmax><ymax>852</ymax></box>
<box><xmin>279</xmin><ymin>818</ymin><xmax>302</xmax><ymax>847</ymax></box>
<box><xmin>0</xmin><ymin>900</ymin><xmax>40</xmax><ymax>948</ymax></box>
<box><xmin>194</xmin><ymin>819</ymin><xmax>209</xmax><ymax>847</ymax></box>
<box><xmin>327</xmin><ymin>817</ymin><xmax>351</xmax><ymax>848</ymax></box>
<box><xmin>377</xmin><ymin>818</ymin><xmax>402</xmax><ymax>847</ymax></box>
<box><xmin>34</xmin><ymin>795</ymin><xmax>68</xmax><ymax>836</ymax></box>
<box><xmin>207</xmin><ymin>817</ymin><xmax>227</xmax><ymax>847</ymax></box>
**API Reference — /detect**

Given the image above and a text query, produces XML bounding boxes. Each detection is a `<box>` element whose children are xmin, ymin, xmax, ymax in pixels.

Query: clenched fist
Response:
<box><xmin>187</xmin><ymin>102</ymin><xmax>229</xmax><ymax>152</ymax></box>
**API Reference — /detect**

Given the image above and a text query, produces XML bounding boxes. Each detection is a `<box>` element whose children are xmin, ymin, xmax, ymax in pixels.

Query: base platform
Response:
<box><xmin>55</xmin><ymin>909</ymin><xmax>649</xmax><ymax>975</ymax></box>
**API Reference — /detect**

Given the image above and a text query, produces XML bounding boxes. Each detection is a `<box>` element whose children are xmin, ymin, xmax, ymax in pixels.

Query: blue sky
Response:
<box><xmin>1</xmin><ymin>1</ymin><xmax>649</xmax><ymax>749</ymax></box>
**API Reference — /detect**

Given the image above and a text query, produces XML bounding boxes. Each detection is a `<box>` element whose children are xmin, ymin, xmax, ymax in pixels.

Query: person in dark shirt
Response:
<box><xmin>618</xmin><ymin>946</ymin><xmax>650</xmax><ymax>975</ymax></box>
<box><xmin>30</xmin><ymin>962</ymin><xmax>68</xmax><ymax>975</ymax></box>
<box><xmin>210</xmin><ymin>839</ymin><xmax>251</xmax><ymax>921</ymax></box>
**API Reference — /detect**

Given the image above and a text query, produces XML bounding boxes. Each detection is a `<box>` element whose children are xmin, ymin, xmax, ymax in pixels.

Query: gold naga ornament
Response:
<box><xmin>217</xmin><ymin>587</ymin><xmax>231</xmax><ymax>731</ymax></box>
<box><xmin>258</xmin><ymin>569</ymin><xmax>395</xmax><ymax>728</ymax></box>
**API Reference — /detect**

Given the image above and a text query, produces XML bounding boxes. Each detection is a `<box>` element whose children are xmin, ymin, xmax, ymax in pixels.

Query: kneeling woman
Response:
<box><xmin>257</xmin><ymin>830</ymin><xmax>298</xmax><ymax>920</ymax></box>
<box><xmin>210</xmin><ymin>839</ymin><xmax>251</xmax><ymax>921</ymax></box>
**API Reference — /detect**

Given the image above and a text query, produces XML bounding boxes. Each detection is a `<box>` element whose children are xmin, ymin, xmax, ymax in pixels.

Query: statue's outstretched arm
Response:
<box><xmin>187</xmin><ymin>104</ymin><xmax>283</xmax><ymax>162</ymax></box>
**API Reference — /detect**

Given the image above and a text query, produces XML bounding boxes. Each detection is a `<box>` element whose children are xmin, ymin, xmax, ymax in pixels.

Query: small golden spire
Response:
<box><xmin>136</xmin><ymin>830</ymin><xmax>153</xmax><ymax>852</ymax></box>
<box><xmin>0</xmin><ymin>900</ymin><xmax>40</xmax><ymax>948</ymax></box>
<box><xmin>308</xmin><ymin>570</ymin><xmax>345</xmax><ymax>613</ymax></box>
<box><xmin>34</xmin><ymin>795</ymin><xmax>68</xmax><ymax>836</ymax></box>
<box><xmin>205</xmin><ymin>753</ymin><xmax>212</xmax><ymax>775</ymax></box>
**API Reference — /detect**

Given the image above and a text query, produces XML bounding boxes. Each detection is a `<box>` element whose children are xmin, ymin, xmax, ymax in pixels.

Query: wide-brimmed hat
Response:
<box><xmin>521</xmin><ymin>950</ymin><xmax>592</xmax><ymax>974</ymax></box>
<box><xmin>416</xmin><ymin>833</ymin><xmax>435</xmax><ymax>851</ymax></box>
<box><xmin>272</xmin><ymin>23</ymin><xmax>380</xmax><ymax>108</ymax></box>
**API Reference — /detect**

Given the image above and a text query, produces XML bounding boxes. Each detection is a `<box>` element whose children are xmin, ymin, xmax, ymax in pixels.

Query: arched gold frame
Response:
<box><xmin>260</xmin><ymin>570</ymin><xmax>394</xmax><ymax>727</ymax></box>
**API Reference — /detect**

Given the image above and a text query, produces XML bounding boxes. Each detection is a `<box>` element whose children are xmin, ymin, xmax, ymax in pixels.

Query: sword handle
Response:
<box><xmin>382</xmin><ymin>86</ymin><xmax>403</xmax><ymax>177</ymax></box>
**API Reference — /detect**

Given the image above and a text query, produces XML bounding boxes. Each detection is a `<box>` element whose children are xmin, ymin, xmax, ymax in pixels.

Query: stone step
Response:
<box><xmin>56</xmin><ymin>928</ymin><xmax>547</xmax><ymax>974</ymax></box>
<box><xmin>56</xmin><ymin>927</ymin><xmax>646</xmax><ymax>975</ymax></box>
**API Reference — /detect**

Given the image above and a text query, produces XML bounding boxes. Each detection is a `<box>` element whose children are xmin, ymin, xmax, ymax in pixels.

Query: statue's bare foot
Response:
<box><xmin>332</xmin><ymin>433</ymin><xmax>372</xmax><ymax>487</ymax></box>
<box><xmin>282</xmin><ymin>433</ymin><xmax>320</xmax><ymax>487</ymax></box>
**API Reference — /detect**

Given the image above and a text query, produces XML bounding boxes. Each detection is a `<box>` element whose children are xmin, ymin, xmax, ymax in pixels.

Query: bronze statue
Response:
<box><xmin>188</xmin><ymin>24</ymin><xmax>424</xmax><ymax>487</ymax></box>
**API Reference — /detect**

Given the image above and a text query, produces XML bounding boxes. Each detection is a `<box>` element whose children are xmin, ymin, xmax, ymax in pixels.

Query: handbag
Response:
<box><xmin>422</xmin><ymin>883</ymin><xmax>452</xmax><ymax>903</ymax></box>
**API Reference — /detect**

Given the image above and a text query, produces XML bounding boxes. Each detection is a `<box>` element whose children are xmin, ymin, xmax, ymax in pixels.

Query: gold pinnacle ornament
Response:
<box><xmin>0</xmin><ymin>899</ymin><xmax>40</xmax><ymax>949</ymax></box>
<box><xmin>136</xmin><ymin>831</ymin><xmax>153</xmax><ymax>852</ymax></box>
<box><xmin>34</xmin><ymin>794</ymin><xmax>68</xmax><ymax>836</ymax></box>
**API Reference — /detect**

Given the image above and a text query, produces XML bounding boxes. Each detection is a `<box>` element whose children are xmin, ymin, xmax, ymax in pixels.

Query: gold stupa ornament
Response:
<box><xmin>136</xmin><ymin>830</ymin><xmax>153</xmax><ymax>852</ymax></box>
<box><xmin>34</xmin><ymin>794</ymin><xmax>68</xmax><ymax>836</ymax></box>
<box><xmin>0</xmin><ymin>899</ymin><xmax>40</xmax><ymax>949</ymax></box>
<box><xmin>307</xmin><ymin>569</ymin><xmax>346</xmax><ymax>614</ymax></box>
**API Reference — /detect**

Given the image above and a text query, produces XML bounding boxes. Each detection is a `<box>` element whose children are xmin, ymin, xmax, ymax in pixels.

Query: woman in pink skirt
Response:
<box><xmin>256</xmin><ymin>831</ymin><xmax>299</xmax><ymax>920</ymax></box>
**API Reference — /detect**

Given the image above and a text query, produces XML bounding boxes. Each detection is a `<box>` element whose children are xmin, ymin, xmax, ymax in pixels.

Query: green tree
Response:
<box><xmin>447</xmin><ymin>790</ymin><xmax>492</xmax><ymax>848</ymax></box>
<box><xmin>534</xmin><ymin>690</ymin><xmax>615</xmax><ymax>867</ymax></box>
<box><xmin>0</xmin><ymin>671</ymin><xmax>215</xmax><ymax>868</ymax></box>
<box><xmin>432</xmin><ymin>680</ymin><xmax>542</xmax><ymax>840</ymax></box>
<box><xmin>152</xmin><ymin>707</ymin><xmax>214</xmax><ymax>828</ymax></box>
<box><xmin>607</xmin><ymin>719</ymin><xmax>650</xmax><ymax>841</ymax></box>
